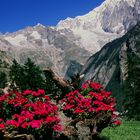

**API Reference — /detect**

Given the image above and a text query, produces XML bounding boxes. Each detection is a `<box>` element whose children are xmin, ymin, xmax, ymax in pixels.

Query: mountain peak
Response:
<box><xmin>56</xmin><ymin>0</ymin><xmax>140</xmax><ymax>52</ymax></box>
<box><xmin>34</xmin><ymin>23</ymin><xmax>46</xmax><ymax>28</ymax></box>
<box><xmin>104</xmin><ymin>0</ymin><xmax>136</xmax><ymax>7</ymax></box>
<box><xmin>57</xmin><ymin>0</ymin><xmax>139</xmax><ymax>34</ymax></box>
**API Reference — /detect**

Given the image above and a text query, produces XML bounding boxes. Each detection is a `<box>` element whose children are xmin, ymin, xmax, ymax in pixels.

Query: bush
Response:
<box><xmin>60</xmin><ymin>80</ymin><xmax>121</xmax><ymax>137</ymax></box>
<box><xmin>0</xmin><ymin>72</ymin><xmax>7</xmax><ymax>89</ymax></box>
<box><xmin>9</xmin><ymin>58</ymin><xmax>46</xmax><ymax>91</ymax></box>
<box><xmin>0</xmin><ymin>89</ymin><xmax>61</xmax><ymax>139</ymax></box>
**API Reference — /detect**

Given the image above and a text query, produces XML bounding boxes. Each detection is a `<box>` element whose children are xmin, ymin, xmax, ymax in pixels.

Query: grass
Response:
<box><xmin>99</xmin><ymin>121</ymin><xmax>140</xmax><ymax>140</ymax></box>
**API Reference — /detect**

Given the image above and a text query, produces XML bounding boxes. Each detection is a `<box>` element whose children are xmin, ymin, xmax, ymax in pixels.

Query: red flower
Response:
<box><xmin>53</xmin><ymin>124</ymin><xmax>62</xmax><ymax>132</ymax></box>
<box><xmin>18</xmin><ymin>116</ymin><xmax>27</xmax><ymax>124</ymax></box>
<box><xmin>0</xmin><ymin>89</ymin><xmax>62</xmax><ymax>135</ymax></box>
<box><xmin>12</xmin><ymin>114</ymin><xmax>19</xmax><ymax>119</ymax></box>
<box><xmin>0</xmin><ymin>118</ymin><xmax>3</xmax><ymax>122</ymax></box>
<box><xmin>96</xmin><ymin>107</ymin><xmax>103</xmax><ymax>113</ymax></box>
<box><xmin>14</xmin><ymin>103</ymin><xmax>20</xmax><ymax>108</ymax></box>
<box><xmin>29</xmin><ymin>120</ymin><xmax>43</xmax><ymax>128</ymax></box>
<box><xmin>22</xmin><ymin>90</ymin><xmax>32</xmax><ymax>96</ymax></box>
<box><xmin>74</xmin><ymin>109</ymin><xmax>84</xmax><ymax>114</ymax></box>
<box><xmin>88</xmin><ymin>108</ymin><xmax>95</xmax><ymax>113</ymax></box>
<box><xmin>89</xmin><ymin>82</ymin><xmax>103</xmax><ymax>90</ymax></box>
<box><xmin>37</xmin><ymin>89</ymin><xmax>45</xmax><ymax>95</ymax></box>
<box><xmin>45</xmin><ymin>116</ymin><xmax>60</xmax><ymax>124</ymax></box>
<box><xmin>63</xmin><ymin>104</ymin><xmax>74</xmax><ymax>110</ymax></box>
<box><xmin>6</xmin><ymin>120</ymin><xmax>19</xmax><ymax>128</ymax></box>
<box><xmin>113</xmin><ymin>120</ymin><xmax>121</xmax><ymax>125</ymax></box>
<box><xmin>61</xmin><ymin>80</ymin><xmax>120</xmax><ymax>128</ymax></box>
<box><xmin>21</xmin><ymin>122</ymin><xmax>29</xmax><ymax>129</ymax></box>
<box><xmin>0</xmin><ymin>124</ymin><xmax>5</xmax><ymax>129</ymax></box>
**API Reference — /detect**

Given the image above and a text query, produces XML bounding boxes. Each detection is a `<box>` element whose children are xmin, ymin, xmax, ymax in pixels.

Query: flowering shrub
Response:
<box><xmin>0</xmin><ymin>89</ymin><xmax>61</xmax><ymax>139</ymax></box>
<box><xmin>60</xmin><ymin>80</ymin><xmax>121</xmax><ymax>136</ymax></box>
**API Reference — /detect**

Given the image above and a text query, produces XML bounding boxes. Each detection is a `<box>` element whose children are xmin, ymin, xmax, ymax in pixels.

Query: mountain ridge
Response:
<box><xmin>56</xmin><ymin>0</ymin><xmax>140</xmax><ymax>52</ymax></box>
<box><xmin>0</xmin><ymin>0</ymin><xmax>140</xmax><ymax>77</ymax></box>
<box><xmin>80</xmin><ymin>22</ymin><xmax>140</xmax><ymax>103</ymax></box>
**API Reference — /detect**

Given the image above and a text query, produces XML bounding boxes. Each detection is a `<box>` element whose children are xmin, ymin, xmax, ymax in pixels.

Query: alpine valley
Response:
<box><xmin>0</xmin><ymin>0</ymin><xmax>140</xmax><ymax>84</ymax></box>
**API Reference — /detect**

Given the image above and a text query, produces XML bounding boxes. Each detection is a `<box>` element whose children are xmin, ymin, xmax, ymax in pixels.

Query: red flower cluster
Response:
<box><xmin>61</xmin><ymin>81</ymin><xmax>121</xmax><ymax>126</ymax></box>
<box><xmin>0</xmin><ymin>89</ymin><xmax>62</xmax><ymax>134</ymax></box>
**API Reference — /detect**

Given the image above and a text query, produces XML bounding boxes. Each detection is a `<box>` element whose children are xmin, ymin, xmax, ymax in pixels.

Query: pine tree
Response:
<box><xmin>9</xmin><ymin>59</ymin><xmax>24</xmax><ymax>90</ymax></box>
<box><xmin>44</xmin><ymin>69</ymin><xmax>62</xmax><ymax>98</ymax></box>
<box><xmin>123</xmin><ymin>41</ymin><xmax>140</xmax><ymax>120</ymax></box>
<box><xmin>23</xmin><ymin>58</ymin><xmax>46</xmax><ymax>91</ymax></box>
<box><xmin>0</xmin><ymin>71</ymin><xmax>7</xmax><ymax>89</ymax></box>
<box><xmin>9</xmin><ymin>58</ymin><xmax>46</xmax><ymax>91</ymax></box>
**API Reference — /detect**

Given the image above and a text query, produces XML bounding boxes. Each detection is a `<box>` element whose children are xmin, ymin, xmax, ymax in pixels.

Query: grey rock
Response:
<box><xmin>0</xmin><ymin>25</ymin><xmax>90</xmax><ymax>77</ymax></box>
<box><xmin>80</xmin><ymin>23</ymin><xmax>140</xmax><ymax>101</ymax></box>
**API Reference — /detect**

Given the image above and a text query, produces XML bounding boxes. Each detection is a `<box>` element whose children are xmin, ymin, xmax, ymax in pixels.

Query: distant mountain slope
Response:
<box><xmin>0</xmin><ymin>25</ymin><xmax>90</xmax><ymax>77</ymax></box>
<box><xmin>80</xmin><ymin>23</ymin><xmax>140</xmax><ymax>100</ymax></box>
<box><xmin>0</xmin><ymin>50</ymin><xmax>13</xmax><ymax>76</ymax></box>
<box><xmin>57</xmin><ymin>0</ymin><xmax>140</xmax><ymax>52</ymax></box>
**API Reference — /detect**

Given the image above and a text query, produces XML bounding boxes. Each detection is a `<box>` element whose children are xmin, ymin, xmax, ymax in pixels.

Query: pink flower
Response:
<box><xmin>43</xmin><ymin>95</ymin><xmax>50</xmax><ymax>101</ymax></box>
<box><xmin>14</xmin><ymin>103</ymin><xmax>20</xmax><ymax>108</ymax></box>
<box><xmin>96</xmin><ymin>107</ymin><xmax>103</xmax><ymax>113</ymax></box>
<box><xmin>89</xmin><ymin>82</ymin><xmax>102</xmax><ymax>90</ymax></box>
<box><xmin>113</xmin><ymin>120</ymin><xmax>121</xmax><ymax>125</ymax></box>
<box><xmin>22</xmin><ymin>90</ymin><xmax>32</xmax><ymax>96</ymax></box>
<box><xmin>18</xmin><ymin>116</ymin><xmax>26</xmax><ymax>124</ymax></box>
<box><xmin>31</xmin><ymin>91</ymin><xmax>38</xmax><ymax>96</ymax></box>
<box><xmin>0</xmin><ymin>124</ymin><xmax>5</xmax><ymax>129</ymax></box>
<box><xmin>21</xmin><ymin>122</ymin><xmax>29</xmax><ymax>129</ymax></box>
<box><xmin>6</xmin><ymin>120</ymin><xmax>19</xmax><ymax>128</ymax></box>
<box><xmin>12</xmin><ymin>114</ymin><xmax>19</xmax><ymax>119</ymax></box>
<box><xmin>81</xmin><ymin>83</ymin><xmax>87</xmax><ymax>90</ymax></box>
<box><xmin>74</xmin><ymin>109</ymin><xmax>84</xmax><ymax>114</ymax></box>
<box><xmin>0</xmin><ymin>95</ymin><xmax>6</xmax><ymax>103</ymax></box>
<box><xmin>53</xmin><ymin>124</ymin><xmax>62</xmax><ymax>132</ymax></box>
<box><xmin>45</xmin><ymin>116</ymin><xmax>60</xmax><ymax>124</ymax></box>
<box><xmin>94</xmin><ymin>101</ymin><xmax>101</xmax><ymax>105</ymax></box>
<box><xmin>37</xmin><ymin>89</ymin><xmax>45</xmax><ymax>95</ymax></box>
<box><xmin>0</xmin><ymin>118</ymin><xmax>3</xmax><ymax>122</ymax></box>
<box><xmin>88</xmin><ymin>108</ymin><xmax>95</xmax><ymax>113</ymax></box>
<box><xmin>63</xmin><ymin>104</ymin><xmax>74</xmax><ymax>110</ymax></box>
<box><xmin>29</xmin><ymin>119</ymin><xmax>43</xmax><ymax>128</ymax></box>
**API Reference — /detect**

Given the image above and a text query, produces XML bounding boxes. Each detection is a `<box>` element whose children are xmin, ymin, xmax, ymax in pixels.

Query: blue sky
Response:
<box><xmin>0</xmin><ymin>0</ymin><xmax>104</xmax><ymax>33</ymax></box>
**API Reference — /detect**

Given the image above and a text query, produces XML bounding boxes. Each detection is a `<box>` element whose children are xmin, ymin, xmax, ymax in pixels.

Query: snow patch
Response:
<box><xmin>31</xmin><ymin>31</ymin><xmax>41</xmax><ymax>39</ymax></box>
<box><xmin>5</xmin><ymin>34</ymin><xmax>27</xmax><ymax>46</ymax></box>
<box><xmin>125</xmin><ymin>0</ymin><xmax>135</xmax><ymax>7</ymax></box>
<box><xmin>35</xmin><ymin>23</ymin><xmax>46</xmax><ymax>28</ymax></box>
<box><xmin>71</xmin><ymin>29</ymin><xmax>118</xmax><ymax>52</ymax></box>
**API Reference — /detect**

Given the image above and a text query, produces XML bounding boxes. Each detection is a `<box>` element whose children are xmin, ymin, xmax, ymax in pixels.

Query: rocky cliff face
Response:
<box><xmin>0</xmin><ymin>50</ymin><xmax>13</xmax><ymax>72</ymax></box>
<box><xmin>80</xmin><ymin>23</ymin><xmax>140</xmax><ymax>99</ymax></box>
<box><xmin>57</xmin><ymin>0</ymin><xmax>140</xmax><ymax>52</ymax></box>
<box><xmin>0</xmin><ymin>25</ymin><xmax>90</xmax><ymax>77</ymax></box>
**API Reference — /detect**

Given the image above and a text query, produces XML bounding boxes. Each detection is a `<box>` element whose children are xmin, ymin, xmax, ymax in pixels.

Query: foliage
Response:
<box><xmin>0</xmin><ymin>71</ymin><xmax>7</xmax><ymax>89</ymax></box>
<box><xmin>9</xmin><ymin>59</ymin><xmax>24</xmax><ymax>90</ymax></box>
<box><xmin>23</xmin><ymin>58</ymin><xmax>46</xmax><ymax>90</ymax></box>
<box><xmin>100</xmin><ymin>121</ymin><xmax>140</xmax><ymax>140</ymax></box>
<box><xmin>44</xmin><ymin>70</ymin><xmax>63</xmax><ymax>99</ymax></box>
<box><xmin>123</xmin><ymin>42</ymin><xmax>140</xmax><ymax>120</ymax></box>
<box><xmin>69</xmin><ymin>73</ymin><xmax>82</xmax><ymax>90</ymax></box>
<box><xmin>0</xmin><ymin>89</ymin><xmax>61</xmax><ymax>139</ymax></box>
<box><xmin>9</xmin><ymin>58</ymin><xmax>66</xmax><ymax>98</ymax></box>
<box><xmin>9</xmin><ymin>58</ymin><xmax>46</xmax><ymax>91</ymax></box>
<box><xmin>60</xmin><ymin>80</ymin><xmax>121</xmax><ymax>136</ymax></box>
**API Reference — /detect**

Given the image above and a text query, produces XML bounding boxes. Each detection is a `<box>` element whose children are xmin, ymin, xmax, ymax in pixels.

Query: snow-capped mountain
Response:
<box><xmin>57</xmin><ymin>0</ymin><xmax>140</xmax><ymax>52</ymax></box>
<box><xmin>0</xmin><ymin>24</ymin><xmax>90</xmax><ymax>77</ymax></box>
<box><xmin>0</xmin><ymin>0</ymin><xmax>140</xmax><ymax>77</ymax></box>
